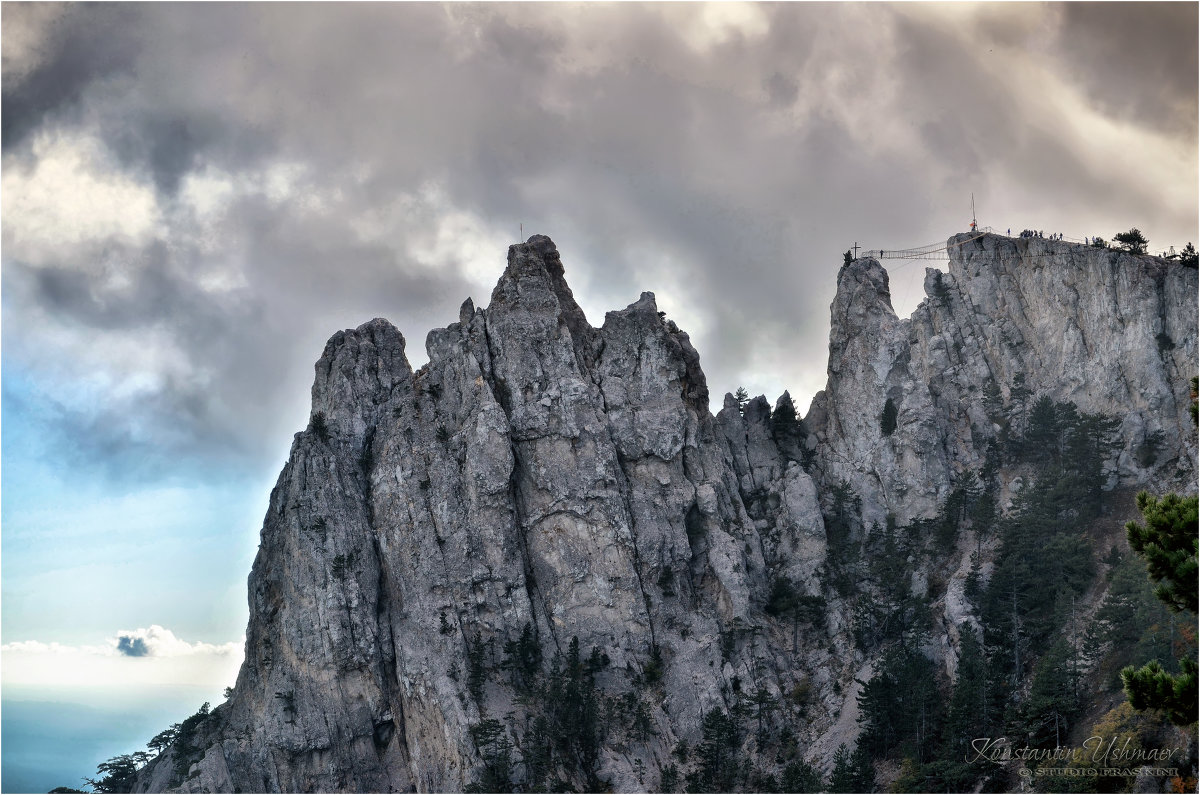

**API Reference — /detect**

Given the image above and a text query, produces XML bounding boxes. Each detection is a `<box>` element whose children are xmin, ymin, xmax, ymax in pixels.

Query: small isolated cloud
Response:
<box><xmin>116</xmin><ymin>635</ymin><xmax>150</xmax><ymax>657</ymax></box>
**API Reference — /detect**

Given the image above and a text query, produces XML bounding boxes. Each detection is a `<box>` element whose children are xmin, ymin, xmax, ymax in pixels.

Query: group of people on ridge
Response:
<box><xmin>1015</xmin><ymin>228</ymin><xmax>1063</xmax><ymax>240</ymax></box>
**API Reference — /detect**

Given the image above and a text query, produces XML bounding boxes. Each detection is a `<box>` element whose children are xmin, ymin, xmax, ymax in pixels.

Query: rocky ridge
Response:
<box><xmin>133</xmin><ymin>232</ymin><xmax>1197</xmax><ymax>793</ymax></box>
<box><xmin>808</xmin><ymin>233</ymin><xmax>1197</xmax><ymax>530</ymax></box>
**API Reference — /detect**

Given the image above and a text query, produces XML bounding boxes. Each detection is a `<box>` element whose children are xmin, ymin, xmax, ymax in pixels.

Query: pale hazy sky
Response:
<box><xmin>2</xmin><ymin>2</ymin><xmax>1197</xmax><ymax>691</ymax></box>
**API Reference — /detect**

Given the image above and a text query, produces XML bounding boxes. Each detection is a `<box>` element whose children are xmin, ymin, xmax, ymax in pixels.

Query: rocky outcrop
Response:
<box><xmin>806</xmin><ymin>233</ymin><xmax>1197</xmax><ymax>528</ymax></box>
<box><xmin>134</xmin><ymin>232</ymin><xmax>1197</xmax><ymax>793</ymax></box>
<box><xmin>135</xmin><ymin>236</ymin><xmax>841</xmax><ymax>793</ymax></box>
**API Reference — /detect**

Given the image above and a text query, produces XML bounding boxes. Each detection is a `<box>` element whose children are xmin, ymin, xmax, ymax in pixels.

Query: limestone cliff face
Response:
<box><xmin>134</xmin><ymin>233</ymin><xmax>1197</xmax><ymax>793</ymax></box>
<box><xmin>807</xmin><ymin>233</ymin><xmax>1198</xmax><ymax>529</ymax></box>
<box><xmin>136</xmin><ymin>236</ymin><xmax>835</xmax><ymax>793</ymax></box>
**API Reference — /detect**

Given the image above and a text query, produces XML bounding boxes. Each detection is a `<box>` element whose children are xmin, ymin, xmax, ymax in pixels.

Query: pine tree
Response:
<box><xmin>771</xmin><ymin>391</ymin><xmax>804</xmax><ymax>461</ymax></box>
<box><xmin>880</xmin><ymin>397</ymin><xmax>898</xmax><ymax>436</ymax></box>
<box><xmin>1113</xmin><ymin>228</ymin><xmax>1148</xmax><ymax>254</ymax></box>
<box><xmin>1023</xmin><ymin>396</ymin><xmax>1061</xmax><ymax>466</ymax></box>
<box><xmin>466</xmin><ymin>719</ymin><xmax>514</xmax><ymax>793</ymax></box>
<box><xmin>1121</xmin><ymin>659</ymin><xmax>1198</xmax><ymax>726</ymax></box>
<box><xmin>828</xmin><ymin>744</ymin><xmax>874</xmax><ymax>793</ymax></box>
<box><xmin>765</xmin><ymin>576</ymin><xmax>823</xmax><ymax>653</ymax></box>
<box><xmin>942</xmin><ymin>627</ymin><xmax>993</xmax><ymax>754</ymax></box>
<box><xmin>854</xmin><ymin>522</ymin><xmax>930</xmax><ymax>650</ymax></box>
<box><xmin>982</xmin><ymin>486</ymin><xmax>1094</xmax><ymax>667</ymax></box>
<box><xmin>521</xmin><ymin>715</ymin><xmax>554</xmax><ymax>792</ymax></box>
<box><xmin>686</xmin><ymin>709</ymin><xmax>740</xmax><ymax>793</ymax></box>
<box><xmin>1020</xmin><ymin>638</ymin><xmax>1080</xmax><ymax>748</ymax></box>
<box><xmin>897</xmin><ymin>626</ymin><xmax>999</xmax><ymax>792</ymax></box>
<box><xmin>1120</xmin><ymin>491</ymin><xmax>1199</xmax><ymax>725</ymax></box>
<box><xmin>856</xmin><ymin>644</ymin><xmax>941</xmax><ymax>762</ymax></box>
<box><xmin>982</xmin><ymin>379</ymin><xmax>1004</xmax><ymax>422</ymax></box>
<box><xmin>1124</xmin><ymin>492</ymin><xmax>1199</xmax><ymax>614</ymax></box>
<box><xmin>828</xmin><ymin>745</ymin><xmax>856</xmax><ymax>793</ymax></box>
<box><xmin>501</xmin><ymin>622</ymin><xmax>542</xmax><ymax>694</ymax></box>
<box><xmin>147</xmin><ymin>724</ymin><xmax>181</xmax><ymax>755</ymax></box>
<box><xmin>86</xmin><ymin>754</ymin><xmax>149</xmax><ymax>793</ymax></box>
<box><xmin>1180</xmin><ymin>243</ymin><xmax>1198</xmax><ymax>268</ymax></box>
<box><xmin>1067</xmin><ymin>410</ymin><xmax>1121</xmax><ymax>513</ymax></box>
<box><xmin>825</xmin><ymin>481</ymin><xmax>862</xmax><ymax>595</ymax></box>
<box><xmin>734</xmin><ymin>387</ymin><xmax>749</xmax><ymax>414</ymax></box>
<box><xmin>780</xmin><ymin>759</ymin><xmax>821</xmax><ymax>793</ymax></box>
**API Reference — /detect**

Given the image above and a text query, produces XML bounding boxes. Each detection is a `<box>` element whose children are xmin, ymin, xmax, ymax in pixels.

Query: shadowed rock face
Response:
<box><xmin>134</xmin><ymin>233</ymin><xmax>1196</xmax><ymax>793</ymax></box>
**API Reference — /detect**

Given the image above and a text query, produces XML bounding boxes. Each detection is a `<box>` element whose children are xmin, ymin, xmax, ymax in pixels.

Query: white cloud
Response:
<box><xmin>669</xmin><ymin>3</ymin><xmax>770</xmax><ymax>54</ymax></box>
<box><xmin>109</xmin><ymin>624</ymin><xmax>243</xmax><ymax>658</ymax></box>
<box><xmin>1</xmin><ymin>131</ymin><xmax>163</xmax><ymax>264</ymax></box>
<box><xmin>0</xmin><ymin>2</ymin><xmax>68</xmax><ymax>87</ymax></box>
<box><xmin>1</xmin><ymin>628</ymin><xmax>244</xmax><ymax>689</ymax></box>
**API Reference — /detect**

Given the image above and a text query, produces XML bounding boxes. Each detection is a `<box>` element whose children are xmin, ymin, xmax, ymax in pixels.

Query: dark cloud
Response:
<box><xmin>109</xmin><ymin>114</ymin><xmax>216</xmax><ymax>196</ymax></box>
<box><xmin>2</xmin><ymin>3</ymin><xmax>1194</xmax><ymax>489</ymax></box>
<box><xmin>1</xmin><ymin>4</ymin><xmax>142</xmax><ymax>154</ymax></box>
<box><xmin>1055</xmin><ymin>2</ymin><xmax>1197</xmax><ymax>137</ymax></box>
<box><xmin>2</xmin><ymin>188</ymin><xmax>478</xmax><ymax>484</ymax></box>
<box><xmin>116</xmin><ymin>636</ymin><xmax>150</xmax><ymax>657</ymax></box>
<box><xmin>763</xmin><ymin>72</ymin><xmax>799</xmax><ymax>107</ymax></box>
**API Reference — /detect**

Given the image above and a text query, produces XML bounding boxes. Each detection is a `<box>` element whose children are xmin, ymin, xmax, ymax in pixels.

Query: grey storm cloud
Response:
<box><xmin>1056</xmin><ymin>3</ymin><xmax>1198</xmax><ymax>136</ymax></box>
<box><xmin>1</xmin><ymin>4</ymin><xmax>141</xmax><ymax>153</ymax></box>
<box><xmin>2</xmin><ymin>2</ymin><xmax>1195</xmax><ymax>485</ymax></box>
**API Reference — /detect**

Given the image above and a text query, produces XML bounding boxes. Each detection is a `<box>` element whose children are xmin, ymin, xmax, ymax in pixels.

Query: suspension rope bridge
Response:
<box><xmin>854</xmin><ymin>228</ymin><xmax>1184</xmax><ymax>264</ymax></box>
<box><xmin>851</xmin><ymin>196</ymin><xmax>1189</xmax><ymax>266</ymax></box>
<box><xmin>857</xmin><ymin>227</ymin><xmax>997</xmax><ymax>261</ymax></box>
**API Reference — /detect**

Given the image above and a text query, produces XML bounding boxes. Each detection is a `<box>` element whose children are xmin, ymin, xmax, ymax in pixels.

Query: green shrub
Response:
<box><xmin>880</xmin><ymin>397</ymin><xmax>898</xmax><ymax>436</ymax></box>
<box><xmin>310</xmin><ymin>412</ymin><xmax>330</xmax><ymax>442</ymax></box>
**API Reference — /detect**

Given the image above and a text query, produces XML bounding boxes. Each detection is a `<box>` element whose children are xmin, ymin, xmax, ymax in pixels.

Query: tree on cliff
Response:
<box><xmin>1119</xmin><ymin>386</ymin><xmax>1199</xmax><ymax>726</ymax></box>
<box><xmin>1114</xmin><ymin>228</ymin><xmax>1149</xmax><ymax>255</ymax></box>
<box><xmin>1181</xmin><ymin>243</ymin><xmax>1198</xmax><ymax>268</ymax></box>
<box><xmin>1125</xmin><ymin>493</ymin><xmax>1199</xmax><ymax>615</ymax></box>
<box><xmin>1119</xmin><ymin>492</ymin><xmax>1199</xmax><ymax>726</ymax></box>
<box><xmin>772</xmin><ymin>392</ymin><xmax>807</xmax><ymax>464</ymax></box>
<box><xmin>880</xmin><ymin>397</ymin><xmax>898</xmax><ymax>436</ymax></box>
<box><xmin>734</xmin><ymin>387</ymin><xmax>749</xmax><ymax>414</ymax></box>
<box><xmin>85</xmin><ymin>752</ymin><xmax>151</xmax><ymax>793</ymax></box>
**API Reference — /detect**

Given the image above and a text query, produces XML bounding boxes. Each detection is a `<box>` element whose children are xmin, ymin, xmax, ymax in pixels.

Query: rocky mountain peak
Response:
<box><xmin>489</xmin><ymin>234</ymin><xmax>598</xmax><ymax>374</ymax></box>
<box><xmin>835</xmin><ymin>255</ymin><xmax>895</xmax><ymax>319</ymax></box>
<box><xmin>132</xmin><ymin>231</ymin><xmax>1196</xmax><ymax>794</ymax></box>
<box><xmin>311</xmin><ymin>317</ymin><xmax>411</xmax><ymax>447</ymax></box>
